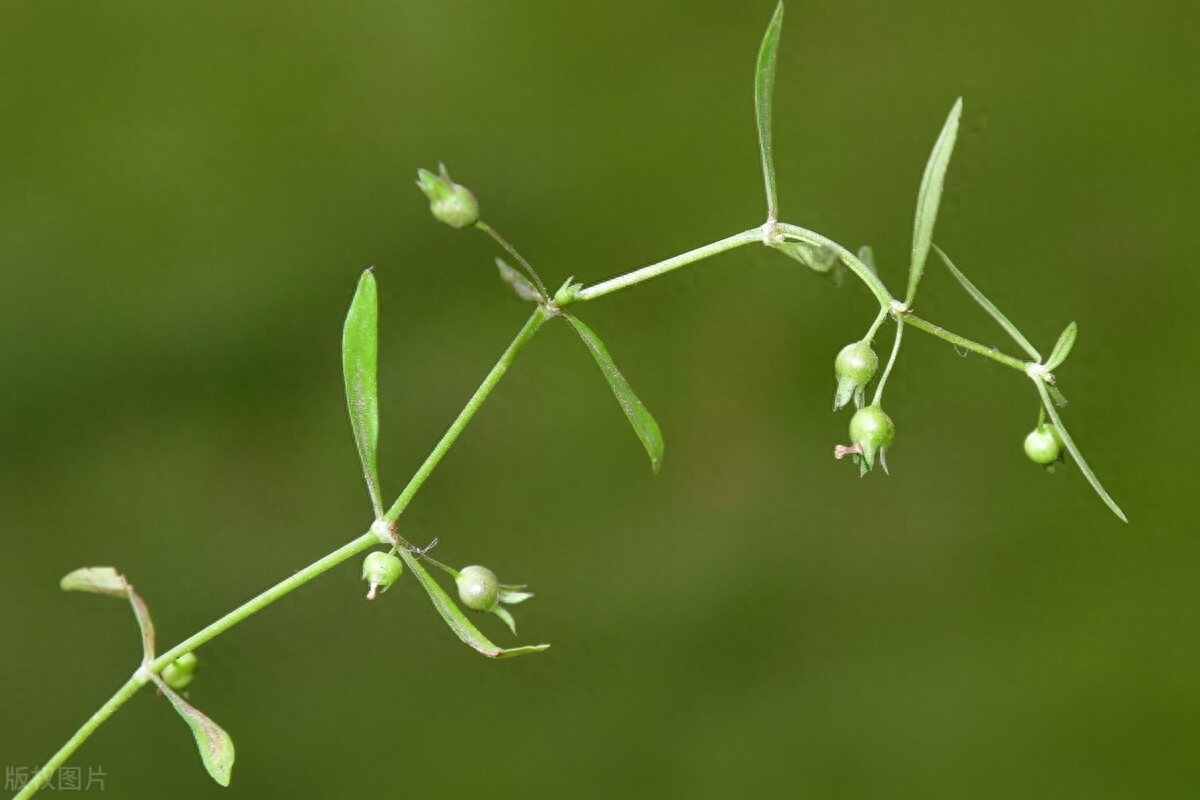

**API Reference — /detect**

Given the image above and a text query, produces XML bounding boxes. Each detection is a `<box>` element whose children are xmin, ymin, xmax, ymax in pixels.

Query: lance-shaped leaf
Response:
<box><xmin>933</xmin><ymin>245</ymin><xmax>1042</xmax><ymax>362</ymax></box>
<box><xmin>905</xmin><ymin>98</ymin><xmax>962</xmax><ymax>306</ymax></box>
<box><xmin>564</xmin><ymin>314</ymin><xmax>664</xmax><ymax>473</ymax></box>
<box><xmin>397</xmin><ymin>549</ymin><xmax>549</xmax><ymax>658</ymax></box>
<box><xmin>1044</xmin><ymin>321</ymin><xmax>1078</xmax><ymax>372</ymax></box>
<box><xmin>61</xmin><ymin>566</ymin><xmax>128</xmax><ymax>597</ymax></box>
<box><xmin>1032</xmin><ymin>377</ymin><xmax>1127</xmax><ymax>523</ymax></box>
<box><xmin>342</xmin><ymin>269</ymin><xmax>383</xmax><ymax>517</ymax></box>
<box><xmin>153</xmin><ymin>675</ymin><xmax>236</xmax><ymax>786</ymax></box>
<box><xmin>496</xmin><ymin>258</ymin><xmax>544</xmax><ymax>303</ymax></box>
<box><xmin>754</xmin><ymin>2</ymin><xmax>785</xmax><ymax>221</ymax></box>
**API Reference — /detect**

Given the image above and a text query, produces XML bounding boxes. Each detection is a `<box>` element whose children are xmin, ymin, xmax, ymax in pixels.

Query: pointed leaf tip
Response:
<box><xmin>905</xmin><ymin>98</ymin><xmax>963</xmax><ymax>306</ymax></box>
<box><xmin>754</xmin><ymin>2</ymin><xmax>785</xmax><ymax>221</ymax></box>
<box><xmin>1045</xmin><ymin>321</ymin><xmax>1078</xmax><ymax>371</ymax></box>
<box><xmin>933</xmin><ymin>245</ymin><xmax>1042</xmax><ymax>362</ymax></box>
<box><xmin>564</xmin><ymin>314</ymin><xmax>664</xmax><ymax>473</ymax></box>
<box><xmin>1033</xmin><ymin>378</ymin><xmax>1127</xmax><ymax>522</ymax></box>
<box><xmin>156</xmin><ymin>679</ymin><xmax>236</xmax><ymax>786</ymax></box>
<box><xmin>342</xmin><ymin>270</ymin><xmax>383</xmax><ymax>517</ymax></box>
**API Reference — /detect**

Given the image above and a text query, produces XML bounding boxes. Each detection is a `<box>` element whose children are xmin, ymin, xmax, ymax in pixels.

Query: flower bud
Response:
<box><xmin>415</xmin><ymin>163</ymin><xmax>479</xmax><ymax>229</ymax></box>
<box><xmin>162</xmin><ymin>651</ymin><xmax>199</xmax><ymax>692</ymax></box>
<box><xmin>362</xmin><ymin>551</ymin><xmax>404</xmax><ymax>600</ymax></box>
<box><xmin>1024</xmin><ymin>423</ymin><xmax>1064</xmax><ymax>466</ymax></box>
<box><xmin>845</xmin><ymin>403</ymin><xmax>895</xmax><ymax>474</ymax></box>
<box><xmin>833</xmin><ymin>341</ymin><xmax>878</xmax><ymax>411</ymax></box>
<box><xmin>455</xmin><ymin>565</ymin><xmax>499</xmax><ymax>612</ymax></box>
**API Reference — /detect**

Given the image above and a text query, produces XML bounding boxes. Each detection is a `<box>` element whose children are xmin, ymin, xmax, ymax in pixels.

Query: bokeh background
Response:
<box><xmin>3</xmin><ymin>1</ymin><xmax>1198</xmax><ymax>797</ymax></box>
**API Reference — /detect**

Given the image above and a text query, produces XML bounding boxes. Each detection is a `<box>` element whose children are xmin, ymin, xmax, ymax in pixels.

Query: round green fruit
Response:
<box><xmin>1024</xmin><ymin>423</ymin><xmax>1064</xmax><ymax>465</ymax></box>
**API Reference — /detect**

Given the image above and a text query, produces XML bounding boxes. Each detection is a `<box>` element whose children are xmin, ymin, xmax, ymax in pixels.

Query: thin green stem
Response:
<box><xmin>900</xmin><ymin>312</ymin><xmax>1029</xmax><ymax>371</ymax></box>
<box><xmin>151</xmin><ymin>530</ymin><xmax>380</xmax><ymax>667</ymax></box>
<box><xmin>384</xmin><ymin>307</ymin><xmax>549</xmax><ymax>522</ymax></box>
<box><xmin>22</xmin><ymin>310</ymin><xmax>550</xmax><ymax>791</ymax></box>
<box><xmin>15</xmin><ymin>528</ymin><xmax>379</xmax><ymax>800</ymax></box>
<box><xmin>475</xmin><ymin>220</ymin><xmax>550</xmax><ymax>301</ymax></box>
<box><xmin>15</xmin><ymin>675</ymin><xmax>144</xmax><ymax>799</ymax></box>
<box><xmin>872</xmin><ymin>319</ymin><xmax>905</xmax><ymax>405</ymax></box>
<box><xmin>772</xmin><ymin>222</ymin><xmax>895</xmax><ymax>309</ymax></box>
<box><xmin>863</xmin><ymin>307</ymin><xmax>889</xmax><ymax>343</ymax></box>
<box><xmin>576</xmin><ymin>229</ymin><xmax>762</xmax><ymax>302</ymax></box>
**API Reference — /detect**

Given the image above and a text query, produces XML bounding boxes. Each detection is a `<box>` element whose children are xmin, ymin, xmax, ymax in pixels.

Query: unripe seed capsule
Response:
<box><xmin>848</xmin><ymin>403</ymin><xmax>895</xmax><ymax>471</ymax></box>
<box><xmin>162</xmin><ymin>652</ymin><xmax>199</xmax><ymax>692</ymax></box>
<box><xmin>362</xmin><ymin>551</ymin><xmax>404</xmax><ymax>600</ymax></box>
<box><xmin>456</xmin><ymin>565</ymin><xmax>499</xmax><ymax>611</ymax></box>
<box><xmin>833</xmin><ymin>341</ymin><xmax>879</xmax><ymax>410</ymax></box>
<box><xmin>1024</xmin><ymin>423</ymin><xmax>1064</xmax><ymax>466</ymax></box>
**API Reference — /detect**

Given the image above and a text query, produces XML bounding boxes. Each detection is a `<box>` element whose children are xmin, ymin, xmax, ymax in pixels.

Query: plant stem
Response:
<box><xmin>15</xmin><ymin>529</ymin><xmax>379</xmax><ymax>799</ymax></box>
<box><xmin>872</xmin><ymin>319</ymin><xmax>904</xmax><ymax>405</ymax></box>
<box><xmin>21</xmin><ymin>309</ymin><xmax>551</xmax><ymax>794</ymax></box>
<box><xmin>772</xmin><ymin>222</ymin><xmax>895</xmax><ymax>309</ymax></box>
<box><xmin>383</xmin><ymin>307</ymin><xmax>549</xmax><ymax>523</ymax></box>
<box><xmin>863</xmin><ymin>307</ymin><xmax>889</xmax><ymax>343</ymax></box>
<box><xmin>15</xmin><ymin>675</ymin><xmax>144</xmax><ymax>799</ymax></box>
<box><xmin>576</xmin><ymin>228</ymin><xmax>762</xmax><ymax>302</ymax></box>
<box><xmin>151</xmin><ymin>531</ymin><xmax>380</xmax><ymax>668</ymax></box>
<box><xmin>899</xmin><ymin>312</ymin><xmax>1028</xmax><ymax>371</ymax></box>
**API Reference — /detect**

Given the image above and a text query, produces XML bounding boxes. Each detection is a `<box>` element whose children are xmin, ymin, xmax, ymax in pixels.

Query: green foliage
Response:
<box><xmin>17</xmin><ymin>4</ymin><xmax>1129</xmax><ymax>797</ymax></box>
<box><xmin>905</xmin><ymin>99</ymin><xmax>962</xmax><ymax>307</ymax></box>
<box><xmin>754</xmin><ymin>2</ymin><xmax>785</xmax><ymax>221</ymax></box>
<box><xmin>342</xmin><ymin>269</ymin><xmax>383</xmax><ymax>517</ymax></box>
<box><xmin>563</xmin><ymin>313</ymin><xmax>665</xmax><ymax>474</ymax></box>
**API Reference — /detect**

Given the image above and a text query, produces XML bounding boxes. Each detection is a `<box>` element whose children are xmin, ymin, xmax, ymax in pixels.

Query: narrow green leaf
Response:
<box><xmin>905</xmin><ymin>98</ymin><xmax>962</xmax><ymax>306</ymax></box>
<box><xmin>564</xmin><ymin>314</ymin><xmax>664</xmax><ymax>473</ymax></box>
<box><xmin>60</xmin><ymin>567</ymin><xmax>128</xmax><ymax>597</ymax></box>
<box><xmin>933</xmin><ymin>245</ymin><xmax>1042</xmax><ymax>362</ymax></box>
<box><xmin>1044</xmin><ymin>321</ymin><xmax>1078</xmax><ymax>372</ymax></box>
<box><xmin>857</xmin><ymin>245</ymin><xmax>878</xmax><ymax>276</ymax></box>
<box><xmin>754</xmin><ymin>2</ymin><xmax>785</xmax><ymax>221</ymax></box>
<box><xmin>496</xmin><ymin>258</ymin><xmax>543</xmax><ymax>303</ymax></box>
<box><xmin>342</xmin><ymin>269</ymin><xmax>383</xmax><ymax>517</ymax></box>
<box><xmin>155</xmin><ymin>677</ymin><xmax>236</xmax><ymax>786</ymax></box>
<box><xmin>397</xmin><ymin>549</ymin><xmax>550</xmax><ymax>658</ymax></box>
<box><xmin>1032</xmin><ymin>377</ymin><xmax>1127</xmax><ymax>522</ymax></box>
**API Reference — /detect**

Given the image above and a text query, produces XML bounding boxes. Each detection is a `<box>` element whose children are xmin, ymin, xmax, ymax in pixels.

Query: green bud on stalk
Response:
<box><xmin>416</xmin><ymin>163</ymin><xmax>480</xmax><ymax>228</ymax></box>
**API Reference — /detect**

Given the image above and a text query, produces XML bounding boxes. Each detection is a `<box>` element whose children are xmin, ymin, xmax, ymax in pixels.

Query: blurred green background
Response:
<box><xmin>3</xmin><ymin>1</ymin><xmax>1198</xmax><ymax>797</ymax></box>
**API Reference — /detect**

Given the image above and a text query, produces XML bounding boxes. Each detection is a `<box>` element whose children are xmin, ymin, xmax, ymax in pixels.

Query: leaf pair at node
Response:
<box><xmin>60</xmin><ymin>567</ymin><xmax>235</xmax><ymax>787</ymax></box>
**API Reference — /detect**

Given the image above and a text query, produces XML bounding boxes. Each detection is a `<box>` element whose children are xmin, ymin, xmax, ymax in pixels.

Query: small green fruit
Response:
<box><xmin>1024</xmin><ymin>423</ymin><xmax>1064</xmax><ymax>466</ymax></box>
<box><xmin>848</xmin><ymin>403</ymin><xmax>895</xmax><ymax>472</ymax></box>
<box><xmin>362</xmin><ymin>551</ymin><xmax>404</xmax><ymax>600</ymax></box>
<box><xmin>415</xmin><ymin>163</ymin><xmax>479</xmax><ymax>229</ymax></box>
<box><xmin>456</xmin><ymin>565</ymin><xmax>499</xmax><ymax>611</ymax></box>
<box><xmin>833</xmin><ymin>341</ymin><xmax>878</xmax><ymax>410</ymax></box>
<box><xmin>162</xmin><ymin>652</ymin><xmax>199</xmax><ymax>692</ymax></box>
